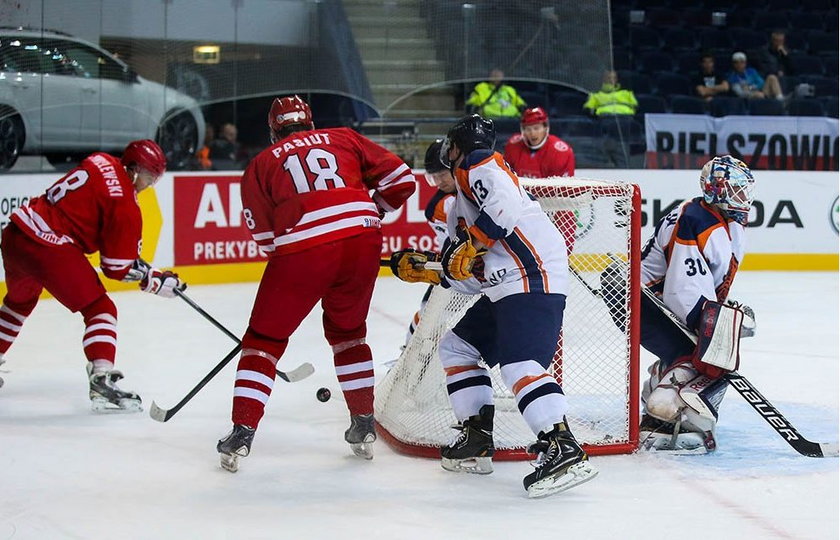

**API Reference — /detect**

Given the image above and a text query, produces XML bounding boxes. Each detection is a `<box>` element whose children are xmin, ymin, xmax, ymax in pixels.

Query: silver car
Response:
<box><xmin>0</xmin><ymin>28</ymin><xmax>205</xmax><ymax>171</ymax></box>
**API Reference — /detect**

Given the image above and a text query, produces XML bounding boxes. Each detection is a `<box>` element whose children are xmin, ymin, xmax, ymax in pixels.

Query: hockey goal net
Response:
<box><xmin>374</xmin><ymin>177</ymin><xmax>641</xmax><ymax>458</ymax></box>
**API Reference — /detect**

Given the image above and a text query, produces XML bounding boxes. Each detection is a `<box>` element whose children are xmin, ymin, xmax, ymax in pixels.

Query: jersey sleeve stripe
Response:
<box><xmin>273</xmin><ymin>215</ymin><xmax>377</xmax><ymax>247</ymax></box>
<box><xmin>252</xmin><ymin>231</ymin><xmax>274</xmax><ymax>241</ymax></box>
<box><xmin>499</xmin><ymin>240</ymin><xmax>529</xmax><ymax>293</ymax></box>
<box><xmin>296</xmin><ymin>201</ymin><xmax>378</xmax><ymax>227</ymax></box>
<box><xmin>378</xmin><ymin>163</ymin><xmax>410</xmax><ymax>187</ymax></box>
<box><xmin>514</xmin><ymin>227</ymin><xmax>550</xmax><ymax>292</ymax></box>
<box><xmin>473</xmin><ymin>210</ymin><xmax>507</xmax><ymax>242</ymax></box>
<box><xmin>504</xmin><ymin>232</ymin><xmax>547</xmax><ymax>294</ymax></box>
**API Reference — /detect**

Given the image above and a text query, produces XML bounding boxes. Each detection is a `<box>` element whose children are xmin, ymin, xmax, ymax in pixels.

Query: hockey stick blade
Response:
<box><xmin>725</xmin><ymin>372</ymin><xmax>838</xmax><ymax>458</ymax></box>
<box><xmin>275</xmin><ymin>362</ymin><xmax>315</xmax><ymax>383</ymax></box>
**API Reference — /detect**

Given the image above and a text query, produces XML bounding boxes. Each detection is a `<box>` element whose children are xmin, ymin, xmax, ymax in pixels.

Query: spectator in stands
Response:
<box><xmin>209</xmin><ymin>122</ymin><xmax>246</xmax><ymax>170</ymax></box>
<box><xmin>753</xmin><ymin>30</ymin><xmax>794</xmax><ymax>79</ymax></box>
<box><xmin>694</xmin><ymin>53</ymin><xmax>730</xmax><ymax>102</ymax></box>
<box><xmin>727</xmin><ymin>51</ymin><xmax>783</xmax><ymax>100</ymax></box>
<box><xmin>465</xmin><ymin>68</ymin><xmax>527</xmax><ymax>118</ymax></box>
<box><xmin>583</xmin><ymin>70</ymin><xmax>638</xmax><ymax>116</ymax></box>
<box><xmin>195</xmin><ymin>123</ymin><xmax>214</xmax><ymax>170</ymax></box>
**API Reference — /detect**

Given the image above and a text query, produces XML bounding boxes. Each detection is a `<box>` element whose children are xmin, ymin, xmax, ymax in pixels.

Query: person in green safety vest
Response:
<box><xmin>466</xmin><ymin>68</ymin><xmax>527</xmax><ymax>118</ymax></box>
<box><xmin>583</xmin><ymin>70</ymin><xmax>638</xmax><ymax>116</ymax></box>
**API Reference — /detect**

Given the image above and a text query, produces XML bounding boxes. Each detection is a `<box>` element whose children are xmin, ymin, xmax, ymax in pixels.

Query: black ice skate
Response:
<box><xmin>523</xmin><ymin>419</ymin><xmax>598</xmax><ymax>498</ymax></box>
<box><xmin>345</xmin><ymin>413</ymin><xmax>376</xmax><ymax>460</ymax></box>
<box><xmin>440</xmin><ymin>404</ymin><xmax>495</xmax><ymax>474</ymax></box>
<box><xmin>87</xmin><ymin>364</ymin><xmax>142</xmax><ymax>413</ymax></box>
<box><xmin>217</xmin><ymin>424</ymin><xmax>256</xmax><ymax>473</ymax></box>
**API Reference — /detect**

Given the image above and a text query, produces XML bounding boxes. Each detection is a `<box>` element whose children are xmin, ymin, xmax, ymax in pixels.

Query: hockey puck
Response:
<box><xmin>316</xmin><ymin>387</ymin><xmax>331</xmax><ymax>402</ymax></box>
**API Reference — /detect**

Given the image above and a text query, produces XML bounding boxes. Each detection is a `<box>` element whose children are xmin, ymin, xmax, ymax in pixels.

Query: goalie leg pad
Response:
<box><xmin>643</xmin><ymin>357</ymin><xmax>697</xmax><ymax>422</ymax></box>
<box><xmin>693</xmin><ymin>300</ymin><xmax>744</xmax><ymax>378</ymax></box>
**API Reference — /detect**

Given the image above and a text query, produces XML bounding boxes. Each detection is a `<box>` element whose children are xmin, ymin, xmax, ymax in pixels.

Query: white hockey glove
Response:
<box><xmin>726</xmin><ymin>299</ymin><xmax>756</xmax><ymax>337</ymax></box>
<box><xmin>140</xmin><ymin>268</ymin><xmax>186</xmax><ymax>298</ymax></box>
<box><xmin>692</xmin><ymin>300</ymin><xmax>743</xmax><ymax>378</ymax></box>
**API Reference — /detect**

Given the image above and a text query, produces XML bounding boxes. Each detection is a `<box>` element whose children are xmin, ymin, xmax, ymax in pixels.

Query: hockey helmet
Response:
<box><xmin>700</xmin><ymin>155</ymin><xmax>755</xmax><ymax>224</ymax></box>
<box><xmin>520</xmin><ymin>107</ymin><xmax>550</xmax><ymax>150</ymax></box>
<box><xmin>440</xmin><ymin>114</ymin><xmax>496</xmax><ymax>168</ymax></box>
<box><xmin>122</xmin><ymin>139</ymin><xmax>166</xmax><ymax>177</ymax></box>
<box><xmin>268</xmin><ymin>95</ymin><xmax>314</xmax><ymax>141</ymax></box>
<box><xmin>423</xmin><ymin>139</ymin><xmax>447</xmax><ymax>174</ymax></box>
<box><xmin>520</xmin><ymin>107</ymin><xmax>549</xmax><ymax>127</ymax></box>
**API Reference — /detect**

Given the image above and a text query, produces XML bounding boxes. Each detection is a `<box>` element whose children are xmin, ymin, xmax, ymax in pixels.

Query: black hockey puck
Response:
<box><xmin>316</xmin><ymin>387</ymin><xmax>331</xmax><ymax>402</ymax></box>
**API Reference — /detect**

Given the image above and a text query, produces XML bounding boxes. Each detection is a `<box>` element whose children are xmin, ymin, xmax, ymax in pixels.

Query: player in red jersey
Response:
<box><xmin>0</xmin><ymin>140</ymin><xmax>184</xmax><ymax>411</ymax></box>
<box><xmin>504</xmin><ymin>107</ymin><xmax>577</xmax><ymax>255</ymax></box>
<box><xmin>216</xmin><ymin>95</ymin><xmax>416</xmax><ymax>472</ymax></box>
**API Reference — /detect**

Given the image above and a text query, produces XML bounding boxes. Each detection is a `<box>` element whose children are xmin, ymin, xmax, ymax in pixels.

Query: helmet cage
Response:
<box><xmin>700</xmin><ymin>156</ymin><xmax>755</xmax><ymax>224</ymax></box>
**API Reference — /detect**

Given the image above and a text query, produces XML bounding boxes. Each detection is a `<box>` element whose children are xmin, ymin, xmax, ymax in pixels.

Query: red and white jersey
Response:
<box><xmin>503</xmin><ymin>133</ymin><xmax>575</xmax><ymax>179</ymax></box>
<box><xmin>242</xmin><ymin>127</ymin><xmax>415</xmax><ymax>256</ymax></box>
<box><xmin>641</xmin><ymin>197</ymin><xmax>746</xmax><ymax>330</ymax></box>
<box><xmin>11</xmin><ymin>153</ymin><xmax>142</xmax><ymax>280</ymax></box>
<box><xmin>448</xmin><ymin>150</ymin><xmax>569</xmax><ymax>301</ymax></box>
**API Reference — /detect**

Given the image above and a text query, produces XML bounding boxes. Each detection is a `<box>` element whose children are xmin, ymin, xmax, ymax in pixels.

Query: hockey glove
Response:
<box><xmin>726</xmin><ymin>299</ymin><xmax>756</xmax><ymax>338</ymax></box>
<box><xmin>140</xmin><ymin>268</ymin><xmax>186</xmax><ymax>298</ymax></box>
<box><xmin>441</xmin><ymin>226</ymin><xmax>486</xmax><ymax>281</ymax></box>
<box><xmin>389</xmin><ymin>250</ymin><xmax>441</xmax><ymax>285</ymax></box>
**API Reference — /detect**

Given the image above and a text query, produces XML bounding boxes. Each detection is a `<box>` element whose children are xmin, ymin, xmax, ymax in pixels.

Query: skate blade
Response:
<box><xmin>527</xmin><ymin>461</ymin><xmax>598</xmax><ymax>499</ymax></box>
<box><xmin>350</xmin><ymin>442</ymin><xmax>374</xmax><ymax>460</ymax></box>
<box><xmin>90</xmin><ymin>397</ymin><xmax>143</xmax><ymax>414</ymax></box>
<box><xmin>219</xmin><ymin>453</ymin><xmax>240</xmax><ymax>473</ymax></box>
<box><xmin>441</xmin><ymin>456</ymin><xmax>494</xmax><ymax>475</ymax></box>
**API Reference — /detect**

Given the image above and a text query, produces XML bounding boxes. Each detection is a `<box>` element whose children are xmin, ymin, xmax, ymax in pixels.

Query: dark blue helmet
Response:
<box><xmin>440</xmin><ymin>114</ymin><xmax>496</xmax><ymax>168</ymax></box>
<box><xmin>424</xmin><ymin>139</ymin><xmax>447</xmax><ymax>173</ymax></box>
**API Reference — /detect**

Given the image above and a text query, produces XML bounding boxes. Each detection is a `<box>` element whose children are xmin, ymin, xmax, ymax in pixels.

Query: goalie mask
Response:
<box><xmin>700</xmin><ymin>155</ymin><xmax>755</xmax><ymax>225</ymax></box>
<box><xmin>268</xmin><ymin>95</ymin><xmax>314</xmax><ymax>143</ymax></box>
<box><xmin>440</xmin><ymin>114</ymin><xmax>496</xmax><ymax>170</ymax></box>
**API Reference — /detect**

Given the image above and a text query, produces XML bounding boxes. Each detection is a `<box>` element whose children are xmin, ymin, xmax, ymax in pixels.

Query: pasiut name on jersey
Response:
<box><xmin>271</xmin><ymin>132</ymin><xmax>333</xmax><ymax>158</ymax></box>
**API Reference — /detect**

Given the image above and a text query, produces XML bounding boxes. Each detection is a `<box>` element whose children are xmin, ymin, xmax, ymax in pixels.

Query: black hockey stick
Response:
<box><xmin>638</xmin><ymin>282</ymin><xmax>838</xmax><ymax>458</ymax></box>
<box><xmin>173</xmin><ymin>288</ymin><xmax>314</xmax><ymax>384</ymax></box>
<box><xmin>149</xmin><ymin>343</ymin><xmax>242</xmax><ymax>422</ymax></box>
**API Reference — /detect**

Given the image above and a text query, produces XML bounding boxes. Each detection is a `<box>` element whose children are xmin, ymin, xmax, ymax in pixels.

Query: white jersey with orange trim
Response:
<box><xmin>446</xmin><ymin>149</ymin><xmax>569</xmax><ymax>302</ymax></box>
<box><xmin>641</xmin><ymin>197</ymin><xmax>746</xmax><ymax>330</ymax></box>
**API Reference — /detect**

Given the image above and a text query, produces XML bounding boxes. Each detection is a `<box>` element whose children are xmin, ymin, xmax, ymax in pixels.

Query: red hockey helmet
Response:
<box><xmin>268</xmin><ymin>95</ymin><xmax>314</xmax><ymax>137</ymax></box>
<box><xmin>520</xmin><ymin>107</ymin><xmax>549</xmax><ymax>127</ymax></box>
<box><xmin>122</xmin><ymin>139</ymin><xmax>166</xmax><ymax>177</ymax></box>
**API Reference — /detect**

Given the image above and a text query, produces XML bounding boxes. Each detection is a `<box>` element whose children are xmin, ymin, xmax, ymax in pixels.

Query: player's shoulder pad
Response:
<box><xmin>425</xmin><ymin>189</ymin><xmax>450</xmax><ymax>222</ymax></box>
<box><xmin>676</xmin><ymin>197</ymin><xmax>725</xmax><ymax>242</ymax></box>
<box><xmin>460</xmin><ymin>148</ymin><xmax>495</xmax><ymax>170</ymax></box>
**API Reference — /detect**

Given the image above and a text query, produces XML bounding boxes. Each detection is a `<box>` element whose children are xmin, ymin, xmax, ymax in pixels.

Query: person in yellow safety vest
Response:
<box><xmin>583</xmin><ymin>70</ymin><xmax>638</xmax><ymax>116</ymax></box>
<box><xmin>466</xmin><ymin>68</ymin><xmax>527</xmax><ymax>118</ymax></box>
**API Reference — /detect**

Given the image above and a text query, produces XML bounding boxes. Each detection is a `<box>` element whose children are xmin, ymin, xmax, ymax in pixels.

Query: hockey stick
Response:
<box><xmin>637</xmin><ymin>279</ymin><xmax>838</xmax><ymax>458</ymax></box>
<box><xmin>149</xmin><ymin>343</ymin><xmax>242</xmax><ymax>422</ymax></box>
<box><xmin>173</xmin><ymin>288</ymin><xmax>314</xmax><ymax>384</ymax></box>
<box><xmin>380</xmin><ymin>258</ymin><xmax>444</xmax><ymax>272</ymax></box>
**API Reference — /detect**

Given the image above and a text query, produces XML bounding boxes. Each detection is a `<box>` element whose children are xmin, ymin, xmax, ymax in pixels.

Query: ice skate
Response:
<box><xmin>217</xmin><ymin>424</ymin><xmax>256</xmax><ymax>473</ymax></box>
<box><xmin>524</xmin><ymin>420</ymin><xmax>598</xmax><ymax>498</ymax></box>
<box><xmin>638</xmin><ymin>413</ymin><xmax>713</xmax><ymax>455</ymax></box>
<box><xmin>87</xmin><ymin>364</ymin><xmax>142</xmax><ymax>413</ymax></box>
<box><xmin>345</xmin><ymin>413</ymin><xmax>376</xmax><ymax>460</ymax></box>
<box><xmin>440</xmin><ymin>404</ymin><xmax>495</xmax><ymax>474</ymax></box>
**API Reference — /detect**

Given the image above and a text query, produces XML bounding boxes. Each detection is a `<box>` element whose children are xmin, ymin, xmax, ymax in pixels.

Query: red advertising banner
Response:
<box><xmin>173</xmin><ymin>173</ymin><xmax>439</xmax><ymax>266</ymax></box>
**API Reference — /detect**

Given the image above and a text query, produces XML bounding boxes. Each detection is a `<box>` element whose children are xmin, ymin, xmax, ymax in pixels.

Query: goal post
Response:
<box><xmin>375</xmin><ymin>177</ymin><xmax>641</xmax><ymax>459</ymax></box>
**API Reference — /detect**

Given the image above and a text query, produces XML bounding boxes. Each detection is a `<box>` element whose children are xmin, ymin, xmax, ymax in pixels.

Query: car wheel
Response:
<box><xmin>0</xmin><ymin>111</ymin><xmax>24</xmax><ymax>172</ymax></box>
<box><xmin>157</xmin><ymin>110</ymin><xmax>198</xmax><ymax>171</ymax></box>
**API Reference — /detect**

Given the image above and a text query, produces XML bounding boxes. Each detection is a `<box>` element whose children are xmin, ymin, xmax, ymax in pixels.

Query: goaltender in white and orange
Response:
<box><xmin>389</xmin><ymin>114</ymin><xmax>598</xmax><ymax>498</ymax></box>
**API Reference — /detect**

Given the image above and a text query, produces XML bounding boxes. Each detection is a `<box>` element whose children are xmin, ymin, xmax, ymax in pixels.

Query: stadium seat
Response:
<box><xmin>790</xmin><ymin>12</ymin><xmax>826</xmax><ymax>31</ymax></box>
<box><xmin>639</xmin><ymin>51</ymin><xmax>675</xmax><ymax>74</ymax></box>
<box><xmin>820</xmin><ymin>96</ymin><xmax>838</xmax><ymax>118</ymax></box>
<box><xmin>681</xmin><ymin>8</ymin><xmax>711</xmax><ymax>28</ymax></box>
<box><xmin>662</xmin><ymin>28</ymin><xmax>697</xmax><ymax>51</ymax></box>
<box><xmin>677</xmin><ymin>52</ymin><xmax>702</xmax><ymax>74</ymax></box>
<box><xmin>655</xmin><ymin>73</ymin><xmax>693</xmax><ymax>96</ymax></box>
<box><xmin>555</xmin><ymin>117</ymin><xmax>600</xmax><ymax>138</ymax></box>
<box><xmin>787</xmin><ymin>99</ymin><xmax>826</xmax><ymax>117</ymax></box>
<box><xmin>699</xmin><ymin>28</ymin><xmax>734</xmax><ymax>53</ymax></box>
<box><xmin>647</xmin><ymin>8</ymin><xmax>681</xmax><ymax>27</ymax></box>
<box><xmin>805</xmin><ymin>76</ymin><xmax>839</xmax><ymax>97</ymax></box>
<box><xmin>781</xmin><ymin>75</ymin><xmax>803</xmax><ymax>96</ymax></box>
<box><xmin>670</xmin><ymin>96</ymin><xmax>707</xmax><ymax>114</ymax></box>
<box><xmin>550</xmin><ymin>93</ymin><xmax>588</xmax><ymax>117</ymax></box>
<box><xmin>731</xmin><ymin>29</ymin><xmax>766</xmax><ymax>52</ymax></box>
<box><xmin>790</xmin><ymin>54</ymin><xmax>825</xmax><ymax>76</ymax></box>
<box><xmin>709</xmin><ymin>97</ymin><xmax>748</xmax><ymax>117</ymax></box>
<box><xmin>629</xmin><ymin>27</ymin><xmax>661</xmax><ymax>52</ymax></box>
<box><xmin>747</xmin><ymin>99</ymin><xmax>786</xmax><ymax>116</ymax></box>
<box><xmin>801</xmin><ymin>0</ymin><xmax>834</xmax><ymax>9</ymax></box>
<box><xmin>806</xmin><ymin>31</ymin><xmax>837</xmax><ymax>55</ymax></box>
<box><xmin>636</xmin><ymin>94</ymin><xmax>667</xmax><ymax>115</ymax></box>
<box><xmin>612</xmin><ymin>48</ymin><xmax>633</xmax><ymax>71</ymax></box>
<box><xmin>616</xmin><ymin>70</ymin><xmax>653</xmax><ymax>94</ymax></box>
<box><xmin>753</xmin><ymin>12</ymin><xmax>790</xmax><ymax>31</ymax></box>
<box><xmin>821</xmin><ymin>55</ymin><xmax>838</xmax><ymax>77</ymax></box>
<box><xmin>784</xmin><ymin>33</ymin><xmax>808</xmax><ymax>53</ymax></box>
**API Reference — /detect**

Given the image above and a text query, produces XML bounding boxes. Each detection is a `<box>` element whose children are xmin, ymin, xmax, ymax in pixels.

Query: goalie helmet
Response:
<box><xmin>440</xmin><ymin>114</ymin><xmax>496</xmax><ymax>168</ymax></box>
<box><xmin>268</xmin><ymin>95</ymin><xmax>314</xmax><ymax>142</ymax></box>
<box><xmin>122</xmin><ymin>139</ymin><xmax>166</xmax><ymax>177</ymax></box>
<box><xmin>700</xmin><ymin>155</ymin><xmax>755</xmax><ymax>224</ymax></box>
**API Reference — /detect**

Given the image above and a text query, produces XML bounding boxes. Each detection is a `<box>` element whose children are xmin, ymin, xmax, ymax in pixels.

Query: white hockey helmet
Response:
<box><xmin>700</xmin><ymin>155</ymin><xmax>755</xmax><ymax>224</ymax></box>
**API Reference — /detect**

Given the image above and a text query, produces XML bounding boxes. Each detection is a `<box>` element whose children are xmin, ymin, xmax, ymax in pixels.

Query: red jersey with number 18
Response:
<box><xmin>10</xmin><ymin>153</ymin><xmax>142</xmax><ymax>280</ymax></box>
<box><xmin>242</xmin><ymin>127</ymin><xmax>416</xmax><ymax>256</ymax></box>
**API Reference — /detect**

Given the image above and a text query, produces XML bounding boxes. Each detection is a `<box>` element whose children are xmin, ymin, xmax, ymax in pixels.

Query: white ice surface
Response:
<box><xmin>0</xmin><ymin>272</ymin><xmax>837</xmax><ymax>540</ymax></box>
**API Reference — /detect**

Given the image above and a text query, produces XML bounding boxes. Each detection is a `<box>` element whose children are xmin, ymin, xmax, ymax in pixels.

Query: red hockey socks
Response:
<box><xmin>332</xmin><ymin>339</ymin><xmax>374</xmax><ymax>416</ymax></box>
<box><xmin>80</xmin><ymin>295</ymin><xmax>118</xmax><ymax>373</ymax></box>
<box><xmin>0</xmin><ymin>299</ymin><xmax>36</xmax><ymax>356</ymax></box>
<box><xmin>232</xmin><ymin>330</ymin><xmax>288</xmax><ymax>429</ymax></box>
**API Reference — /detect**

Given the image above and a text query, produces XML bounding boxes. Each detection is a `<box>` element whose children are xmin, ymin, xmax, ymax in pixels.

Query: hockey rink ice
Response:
<box><xmin>1</xmin><ymin>271</ymin><xmax>837</xmax><ymax>540</ymax></box>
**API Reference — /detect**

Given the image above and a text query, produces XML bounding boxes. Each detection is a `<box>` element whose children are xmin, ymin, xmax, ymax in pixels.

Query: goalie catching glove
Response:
<box><xmin>390</xmin><ymin>250</ymin><xmax>441</xmax><ymax>285</ymax></box>
<box><xmin>441</xmin><ymin>226</ymin><xmax>486</xmax><ymax>281</ymax></box>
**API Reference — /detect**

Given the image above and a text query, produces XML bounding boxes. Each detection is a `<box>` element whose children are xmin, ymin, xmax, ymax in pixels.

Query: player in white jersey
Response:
<box><xmin>391</xmin><ymin>115</ymin><xmax>597</xmax><ymax>498</ymax></box>
<box><xmin>603</xmin><ymin>155</ymin><xmax>756</xmax><ymax>453</ymax></box>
